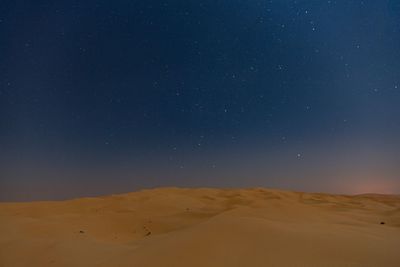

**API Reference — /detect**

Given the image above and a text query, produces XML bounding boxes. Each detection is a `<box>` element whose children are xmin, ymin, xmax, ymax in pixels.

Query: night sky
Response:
<box><xmin>1</xmin><ymin>1</ymin><xmax>400</xmax><ymax>201</ymax></box>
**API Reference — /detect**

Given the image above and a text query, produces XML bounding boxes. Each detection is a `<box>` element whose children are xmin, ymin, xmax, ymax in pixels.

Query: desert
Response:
<box><xmin>1</xmin><ymin>187</ymin><xmax>399</xmax><ymax>267</ymax></box>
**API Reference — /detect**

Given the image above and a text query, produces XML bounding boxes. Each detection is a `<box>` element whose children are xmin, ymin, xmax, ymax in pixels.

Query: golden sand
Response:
<box><xmin>1</xmin><ymin>187</ymin><xmax>399</xmax><ymax>266</ymax></box>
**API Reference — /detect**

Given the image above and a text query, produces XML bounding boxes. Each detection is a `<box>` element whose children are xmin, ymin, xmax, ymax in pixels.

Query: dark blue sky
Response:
<box><xmin>1</xmin><ymin>1</ymin><xmax>400</xmax><ymax>200</ymax></box>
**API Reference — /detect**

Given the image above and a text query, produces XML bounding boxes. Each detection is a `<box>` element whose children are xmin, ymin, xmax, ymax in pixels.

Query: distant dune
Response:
<box><xmin>1</xmin><ymin>187</ymin><xmax>400</xmax><ymax>267</ymax></box>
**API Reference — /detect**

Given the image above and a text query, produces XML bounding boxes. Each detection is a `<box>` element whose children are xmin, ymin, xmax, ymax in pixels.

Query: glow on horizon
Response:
<box><xmin>344</xmin><ymin>179</ymin><xmax>399</xmax><ymax>195</ymax></box>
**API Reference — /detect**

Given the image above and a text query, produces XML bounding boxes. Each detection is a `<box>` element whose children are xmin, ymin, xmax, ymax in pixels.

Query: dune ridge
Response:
<box><xmin>1</xmin><ymin>187</ymin><xmax>400</xmax><ymax>267</ymax></box>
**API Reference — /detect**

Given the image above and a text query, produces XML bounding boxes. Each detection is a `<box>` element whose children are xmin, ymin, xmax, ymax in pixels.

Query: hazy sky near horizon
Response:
<box><xmin>1</xmin><ymin>0</ymin><xmax>400</xmax><ymax>201</ymax></box>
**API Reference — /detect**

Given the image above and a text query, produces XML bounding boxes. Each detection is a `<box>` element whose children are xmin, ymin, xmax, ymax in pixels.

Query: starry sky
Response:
<box><xmin>1</xmin><ymin>0</ymin><xmax>400</xmax><ymax>201</ymax></box>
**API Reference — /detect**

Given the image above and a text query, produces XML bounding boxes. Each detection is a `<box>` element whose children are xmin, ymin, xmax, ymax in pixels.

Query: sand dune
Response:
<box><xmin>1</xmin><ymin>187</ymin><xmax>399</xmax><ymax>267</ymax></box>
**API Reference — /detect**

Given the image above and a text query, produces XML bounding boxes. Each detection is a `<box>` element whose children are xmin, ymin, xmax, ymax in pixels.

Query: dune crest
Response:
<box><xmin>1</xmin><ymin>187</ymin><xmax>400</xmax><ymax>267</ymax></box>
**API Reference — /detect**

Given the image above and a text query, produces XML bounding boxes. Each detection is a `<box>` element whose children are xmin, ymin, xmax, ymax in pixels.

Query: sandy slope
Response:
<box><xmin>1</xmin><ymin>188</ymin><xmax>399</xmax><ymax>267</ymax></box>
